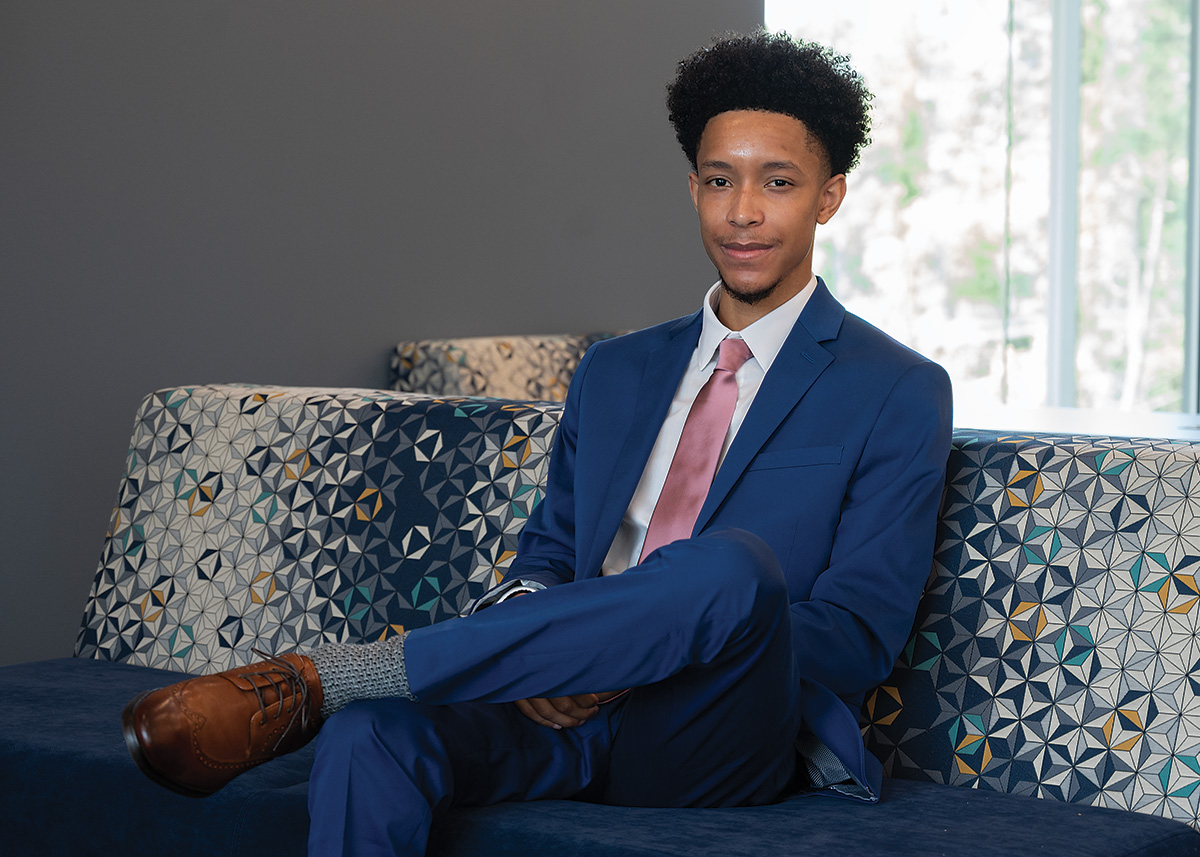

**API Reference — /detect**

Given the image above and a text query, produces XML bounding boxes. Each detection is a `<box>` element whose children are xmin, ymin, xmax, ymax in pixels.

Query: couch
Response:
<box><xmin>4</xmin><ymin>334</ymin><xmax>1200</xmax><ymax>856</ymax></box>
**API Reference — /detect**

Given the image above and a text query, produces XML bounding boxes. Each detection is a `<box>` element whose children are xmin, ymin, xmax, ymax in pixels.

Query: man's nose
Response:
<box><xmin>727</xmin><ymin>189</ymin><xmax>763</xmax><ymax>227</ymax></box>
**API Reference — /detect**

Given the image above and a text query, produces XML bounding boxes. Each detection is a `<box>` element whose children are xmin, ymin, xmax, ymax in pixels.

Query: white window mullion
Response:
<box><xmin>1048</xmin><ymin>0</ymin><xmax>1081</xmax><ymax>408</ymax></box>
<box><xmin>1185</xmin><ymin>0</ymin><xmax>1200</xmax><ymax>413</ymax></box>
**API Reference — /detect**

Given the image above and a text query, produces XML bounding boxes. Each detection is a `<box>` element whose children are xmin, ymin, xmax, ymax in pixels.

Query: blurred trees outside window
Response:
<box><xmin>766</xmin><ymin>0</ymin><xmax>1196</xmax><ymax>413</ymax></box>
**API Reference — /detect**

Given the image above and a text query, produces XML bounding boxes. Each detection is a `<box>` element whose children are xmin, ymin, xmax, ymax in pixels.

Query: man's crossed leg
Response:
<box><xmin>123</xmin><ymin>528</ymin><xmax>803</xmax><ymax>856</ymax></box>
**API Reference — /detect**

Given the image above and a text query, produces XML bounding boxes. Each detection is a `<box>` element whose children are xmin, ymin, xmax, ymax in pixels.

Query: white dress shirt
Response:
<box><xmin>600</xmin><ymin>275</ymin><xmax>817</xmax><ymax>575</ymax></box>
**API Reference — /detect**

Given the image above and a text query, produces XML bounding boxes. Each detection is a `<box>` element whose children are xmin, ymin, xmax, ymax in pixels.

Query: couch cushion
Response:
<box><xmin>866</xmin><ymin>429</ymin><xmax>1200</xmax><ymax>828</ymax></box>
<box><xmin>75</xmin><ymin>386</ymin><xmax>563</xmax><ymax>674</ymax></box>
<box><xmin>6</xmin><ymin>657</ymin><xmax>1198</xmax><ymax>857</ymax></box>
<box><xmin>433</xmin><ymin>779</ymin><xmax>1200</xmax><ymax>857</ymax></box>
<box><xmin>389</xmin><ymin>333</ymin><xmax>619</xmax><ymax>401</ymax></box>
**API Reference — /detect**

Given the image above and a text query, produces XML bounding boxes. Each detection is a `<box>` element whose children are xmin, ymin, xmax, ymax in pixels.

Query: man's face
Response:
<box><xmin>689</xmin><ymin>110</ymin><xmax>847</xmax><ymax>328</ymax></box>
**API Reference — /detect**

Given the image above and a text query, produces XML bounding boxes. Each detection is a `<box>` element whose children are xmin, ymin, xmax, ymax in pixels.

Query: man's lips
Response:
<box><xmin>720</xmin><ymin>241</ymin><xmax>774</xmax><ymax>262</ymax></box>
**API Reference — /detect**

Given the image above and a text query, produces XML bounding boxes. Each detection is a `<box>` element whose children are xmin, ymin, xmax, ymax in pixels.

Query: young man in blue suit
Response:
<box><xmin>123</xmin><ymin>31</ymin><xmax>953</xmax><ymax>856</ymax></box>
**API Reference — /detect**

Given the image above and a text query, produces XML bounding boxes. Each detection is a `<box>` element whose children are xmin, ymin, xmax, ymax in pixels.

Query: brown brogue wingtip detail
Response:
<box><xmin>120</xmin><ymin>651</ymin><xmax>325</xmax><ymax>798</ymax></box>
<box><xmin>121</xmin><ymin>689</ymin><xmax>217</xmax><ymax>799</ymax></box>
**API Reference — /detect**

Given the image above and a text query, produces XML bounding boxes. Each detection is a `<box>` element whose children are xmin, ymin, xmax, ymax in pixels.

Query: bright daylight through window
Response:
<box><xmin>766</xmin><ymin>0</ymin><xmax>1199</xmax><ymax>419</ymax></box>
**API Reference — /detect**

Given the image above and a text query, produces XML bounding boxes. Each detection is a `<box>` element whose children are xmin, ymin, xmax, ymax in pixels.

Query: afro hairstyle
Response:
<box><xmin>666</xmin><ymin>31</ymin><xmax>872</xmax><ymax>177</ymax></box>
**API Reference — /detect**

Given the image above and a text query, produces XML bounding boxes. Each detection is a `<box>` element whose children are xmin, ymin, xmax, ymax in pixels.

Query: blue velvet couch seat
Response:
<box><xmin>4</xmin><ymin>659</ymin><xmax>1197</xmax><ymax>856</ymax></box>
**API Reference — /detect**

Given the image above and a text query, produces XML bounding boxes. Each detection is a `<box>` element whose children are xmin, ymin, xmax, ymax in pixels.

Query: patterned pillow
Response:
<box><xmin>389</xmin><ymin>333</ymin><xmax>621</xmax><ymax>402</ymax></box>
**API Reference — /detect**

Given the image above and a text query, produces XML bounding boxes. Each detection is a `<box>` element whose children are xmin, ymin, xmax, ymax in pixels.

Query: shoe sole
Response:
<box><xmin>121</xmin><ymin>690</ymin><xmax>216</xmax><ymax>799</ymax></box>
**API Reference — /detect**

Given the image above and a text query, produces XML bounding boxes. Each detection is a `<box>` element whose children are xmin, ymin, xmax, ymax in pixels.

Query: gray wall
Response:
<box><xmin>0</xmin><ymin>1</ymin><xmax>764</xmax><ymax>665</ymax></box>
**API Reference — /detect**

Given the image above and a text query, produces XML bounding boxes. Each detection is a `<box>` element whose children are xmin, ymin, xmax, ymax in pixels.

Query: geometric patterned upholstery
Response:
<box><xmin>389</xmin><ymin>333</ymin><xmax>620</xmax><ymax>402</ymax></box>
<box><xmin>76</xmin><ymin>385</ymin><xmax>562</xmax><ymax>672</ymax></box>
<box><xmin>75</xmin><ymin>384</ymin><xmax>1200</xmax><ymax>828</ymax></box>
<box><xmin>864</xmin><ymin>430</ymin><xmax>1200</xmax><ymax>829</ymax></box>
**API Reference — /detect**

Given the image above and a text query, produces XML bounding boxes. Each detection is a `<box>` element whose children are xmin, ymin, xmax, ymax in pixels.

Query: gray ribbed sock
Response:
<box><xmin>306</xmin><ymin>631</ymin><xmax>414</xmax><ymax>718</ymax></box>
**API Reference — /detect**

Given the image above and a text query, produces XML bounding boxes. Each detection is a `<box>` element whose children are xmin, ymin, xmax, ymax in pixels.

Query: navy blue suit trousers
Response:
<box><xmin>307</xmin><ymin>529</ymin><xmax>802</xmax><ymax>857</ymax></box>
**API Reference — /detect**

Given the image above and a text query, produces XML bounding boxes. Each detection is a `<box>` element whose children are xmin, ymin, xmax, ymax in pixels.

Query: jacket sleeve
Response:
<box><xmin>498</xmin><ymin>345</ymin><xmax>598</xmax><ymax>590</ymax></box>
<box><xmin>791</xmin><ymin>360</ymin><xmax>953</xmax><ymax>698</ymax></box>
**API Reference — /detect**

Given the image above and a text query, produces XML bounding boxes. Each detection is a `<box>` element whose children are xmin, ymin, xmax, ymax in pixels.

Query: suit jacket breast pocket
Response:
<box><xmin>745</xmin><ymin>445</ymin><xmax>843</xmax><ymax>471</ymax></box>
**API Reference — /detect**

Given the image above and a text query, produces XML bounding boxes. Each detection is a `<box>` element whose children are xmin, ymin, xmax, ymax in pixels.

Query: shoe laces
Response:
<box><xmin>246</xmin><ymin>648</ymin><xmax>316</xmax><ymax>750</ymax></box>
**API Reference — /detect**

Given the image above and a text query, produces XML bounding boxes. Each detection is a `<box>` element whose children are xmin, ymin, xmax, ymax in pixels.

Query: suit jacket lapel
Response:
<box><xmin>693</xmin><ymin>279</ymin><xmax>845</xmax><ymax>534</ymax></box>
<box><xmin>583</xmin><ymin>312</ymin><xmax>701</xmax><ymax>575</ymax></box>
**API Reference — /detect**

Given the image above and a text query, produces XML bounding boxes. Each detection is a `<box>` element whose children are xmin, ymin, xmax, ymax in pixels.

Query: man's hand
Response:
<box><xmin>514</xmin><ymin>694</ymin><xmax>601</xmax><ymax>729</ymax></box>
<box><xmin>514</xmin><ymin>690</ymin><xmax>628</xmax><ymax>729</ymax></box>
<box><xmin>501</xmin><ymin>590</ymin><xmax>626</xmax><ymax>728</ymax></box>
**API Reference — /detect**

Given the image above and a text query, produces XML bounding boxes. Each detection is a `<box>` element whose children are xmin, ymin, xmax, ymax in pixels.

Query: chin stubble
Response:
<box><xmin>720</xmin><ymin>277</ymin><xmax>779</xmax><ymax>307</ymax></box>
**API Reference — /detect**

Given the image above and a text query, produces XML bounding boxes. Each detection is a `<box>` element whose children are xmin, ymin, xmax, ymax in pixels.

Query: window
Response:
<box><xmin>766</xmin><ymin>0</ymin><xmax>1199</xmax><ymax>415</ymax></box>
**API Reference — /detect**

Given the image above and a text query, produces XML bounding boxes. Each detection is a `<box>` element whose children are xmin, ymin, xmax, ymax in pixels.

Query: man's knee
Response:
<box><xmin>649</xmin><ymin>527</ymin><xmax>788</xmax><ymax>622</ymax></box>
<box><xmin>693</xmin><ymin>527</ymin><xmax>785</xmax><ymax>596</ymax></box>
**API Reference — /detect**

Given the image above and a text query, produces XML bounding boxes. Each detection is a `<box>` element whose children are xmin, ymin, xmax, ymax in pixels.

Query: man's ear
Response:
<box><xmin>688</xmin><ymin>171</ymin><xmax>700</xmax><ymax>211</ymax></box>
<box><xmin>817</xmin><ymin>174</ymin><xmax>848</xmax><ymax>225</ymax></box>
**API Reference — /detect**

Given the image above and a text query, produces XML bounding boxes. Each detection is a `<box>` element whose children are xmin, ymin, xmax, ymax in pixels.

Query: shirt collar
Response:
<box><xmin>695</xmin><ymin>275</ymin><xmax>818</xmax><ymax>372</ymax></box>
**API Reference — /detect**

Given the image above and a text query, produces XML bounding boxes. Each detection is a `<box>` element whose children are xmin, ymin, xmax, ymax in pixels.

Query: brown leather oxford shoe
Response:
<box><xmin>121</xmin><ymin>651</ymin><xmax>325</xmax><ymax>797</ymax></box>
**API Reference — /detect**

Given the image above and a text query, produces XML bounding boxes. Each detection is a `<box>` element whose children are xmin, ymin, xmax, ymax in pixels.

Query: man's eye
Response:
<box><xmin>767</xmin><ymin>179</ymin><xmax>791</xmax><ymax>188</ymax></box>
<box><xmin>708</xmin><ymin>177</ymin><xmax>731</xmax><ymax>187</ymax></box>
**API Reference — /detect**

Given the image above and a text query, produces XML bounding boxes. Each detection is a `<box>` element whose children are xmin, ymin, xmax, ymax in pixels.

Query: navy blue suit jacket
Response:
<box><xmin>506</xmin><ymin>278</ymin><xmax>953</xmax><ymax>794</ymax></box>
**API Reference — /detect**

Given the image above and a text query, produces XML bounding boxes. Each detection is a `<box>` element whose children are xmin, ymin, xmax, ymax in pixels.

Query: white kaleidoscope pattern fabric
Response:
<box><xmin>75</xmin><ymin>385</ymin><xmax>1200</xmax><ymax>827</ymax></box>
<box><xmin>864</xmin><ymin>431</ymin><xmax>1200</xmax><ymax>828</ymax></box>
<box><xmin>76</xmin><ymin>385</ymin><xmax>561</xmax><ymax>673</ymax></box>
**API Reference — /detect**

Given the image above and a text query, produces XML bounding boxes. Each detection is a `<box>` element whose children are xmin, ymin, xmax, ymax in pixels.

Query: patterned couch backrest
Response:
<box><xmin>77</xmin><ymin>385</ymin><xmax>563</xmax><ymax>671</ymax></box>
<box><xmin>864</xmin><ymin>429</ymin><xmax>1200</xmax><ymax>829</ymax></box>
<box><xmin>389</xmin><ymin>333</ymin><xmax>621</xmax><ymax>402</ymax></box>
<box><xmin>77</xmin><ymin>387</ymin><xmax>1200</xmax><ymax>826</ymax></box>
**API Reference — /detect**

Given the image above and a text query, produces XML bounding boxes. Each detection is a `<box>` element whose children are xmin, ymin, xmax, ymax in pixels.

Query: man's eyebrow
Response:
<box><xmin>697</xmin><ymin>159</ymin><xmax>803</xmax><ymax>172</ymax></box>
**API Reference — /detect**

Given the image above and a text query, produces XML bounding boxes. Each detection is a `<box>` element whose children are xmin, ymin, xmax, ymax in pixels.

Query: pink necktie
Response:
<box><xmin>639</xmin><ymin>337</ymin><xmax>753</xmax><ymax>562</ymax></box>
